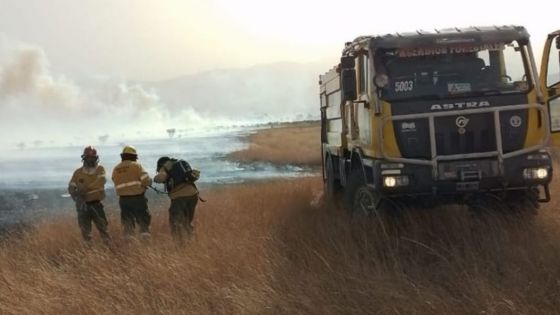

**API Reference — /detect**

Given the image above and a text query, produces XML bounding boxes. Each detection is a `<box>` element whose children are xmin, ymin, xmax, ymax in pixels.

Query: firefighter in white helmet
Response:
<box><xmin>111</xmin><ymin>145</ymin><xmax>152</xmax><ymax>238</ymax></box>
<box><xmin>68</xmin><ymin>146</ymin><xmax>110</xmax><ymax>243</ymax></box>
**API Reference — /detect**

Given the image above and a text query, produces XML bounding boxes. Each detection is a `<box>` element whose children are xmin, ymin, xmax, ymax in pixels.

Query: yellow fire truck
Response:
<box><xmin>320</xmin><ymin>26</ymin><xmax>560</xmax><ymax>215</ymax></box>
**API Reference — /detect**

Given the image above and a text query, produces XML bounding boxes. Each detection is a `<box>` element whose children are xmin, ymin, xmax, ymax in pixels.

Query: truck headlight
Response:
<box><xmin>536</xmin><ymin>168</ymin><xmax>548</xmax><ymax>179</ymax></box>
<box><xmin>522</xmin><ymin>167</ymin><xmax>549</xmax><ymax>180</ymax></box>
<box><xmin>384</xmin><ymin>176</ymin><xmax>397</xmax><ymax>187</ymax></box>
<box><xmin>383</xmin><ymin>175</ymin><xmax>409</xmax><ymax>187</ymax></box>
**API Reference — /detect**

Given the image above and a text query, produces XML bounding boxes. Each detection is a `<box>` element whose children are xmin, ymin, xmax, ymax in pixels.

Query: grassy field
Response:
<box><xmin>227</xmin><ymin>121</ymin><xmax>321</xmax><ymax>166</ymax></box>
<box><xmin>2</xmin><ymin>124</ymin><xmax>560</xmax><ymax>314</ymax></box>
<box><xmin>2</xmin><ymin>176</ymin><xmax>560</xmax><ymax>314</ymax></box>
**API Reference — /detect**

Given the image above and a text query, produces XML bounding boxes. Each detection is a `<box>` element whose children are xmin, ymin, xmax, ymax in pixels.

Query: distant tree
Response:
<box><xmin>166</xmin><ymin>128</ymin><xmax>176</xmax><ymax>138</ymax></box>
<box><xmin>98</xmin><ymin>134</ymin><xmax>109</xmax><ymax>144</ymax></box>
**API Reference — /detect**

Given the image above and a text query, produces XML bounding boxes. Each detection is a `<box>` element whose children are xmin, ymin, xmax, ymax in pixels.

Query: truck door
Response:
<box><xmin>541</xmin><ymin>30</ymin><xmax>560</xmax><ymax>145</ymax></box>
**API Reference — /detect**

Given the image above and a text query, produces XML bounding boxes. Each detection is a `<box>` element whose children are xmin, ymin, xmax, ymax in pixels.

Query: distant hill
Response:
<box><xmin>146</xmin><ymin>61</ymin><xmax>329</xmax><ymax>122</ymax></box>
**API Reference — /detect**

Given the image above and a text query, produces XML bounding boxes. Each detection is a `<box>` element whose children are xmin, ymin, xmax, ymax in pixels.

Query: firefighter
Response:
<box><xmin>154</xmin><ymin>156</ymin><xmax>200</xmax><ymax>243</ymax></box>
<box><xmin>68</xmin><ymin>146</ymin><xmax>110</xmax><ymax>243</ymax></box>
<box><xmin>111</xmin><ymin>145</ymin><xmax>152</xmax><ymax>239</ymax></box>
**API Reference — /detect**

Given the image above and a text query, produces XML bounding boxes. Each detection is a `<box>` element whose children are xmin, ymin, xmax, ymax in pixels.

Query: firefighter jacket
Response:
<box><xmin>153</xmin><ymin>160</ymin><xmax>198</xmax><ymax>199</ymax></box>
<box><xmin>68</xmin><ymin>165</ymin><xmax>106</xmax><ymax>202</ymax></box>
<box><xmin>112</xmin><ymin>160</ymin><xmax>152</xmax><ymax>196</ymax></box>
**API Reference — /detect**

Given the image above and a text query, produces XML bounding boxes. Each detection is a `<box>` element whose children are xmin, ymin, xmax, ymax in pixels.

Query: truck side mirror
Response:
<box><xmin>340</xmin><ymin>56</ymin><xmax>355</xmax><ymax>68</ymax></box>
<box><xmin>341</xmin><ymin>69</ymin><xmax>357</xmax><ymax>101</ymax></box>
<box><xmin>556</xmin><ymin>36</ymin><xmax>560</xmax><ymax>71</ymax></box>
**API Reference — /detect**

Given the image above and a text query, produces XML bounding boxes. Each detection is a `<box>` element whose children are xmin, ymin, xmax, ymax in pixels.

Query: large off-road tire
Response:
<box><xmin>345</xmin><ymin>166</ymin><xmax>404</xmax><ymax>220</ymax></box>
<box><xmin>324</xmin><ymin>157</ymin><xmax>342</xmax><ymax>203</ymax></box>
<box><xmin>352</xmin><ymin>185</ymin><xmax>381</xmax><ymax>218</ymax></box>
<box><xmin>344</xmin><ymin>168</ymin><xmax>365</xmax><ymax>210</ymax></box>
<box><xmin>353</xmin><ymin>185</ymin><xmax>405</xmax><ymax>220</ymax></box>
<box><xmin>344</xmin><ymin>167</ymin><xmax>386</xmax><ymax>217</ymax></box>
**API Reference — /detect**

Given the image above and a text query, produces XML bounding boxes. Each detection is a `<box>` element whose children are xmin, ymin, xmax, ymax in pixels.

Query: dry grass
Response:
<box><xmin>2</xmin><ymin>176</ymin><xmax>560</xmax><ymax>314</ymax></box>
<box><xmin>228</xmin><ymin>121</ymin><xmax>321</xmax><ymax>166</ymax></box>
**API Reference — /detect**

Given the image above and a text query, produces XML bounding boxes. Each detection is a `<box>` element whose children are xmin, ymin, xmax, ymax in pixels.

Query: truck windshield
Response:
<box><xmin>376</xmin><ymin>41</ymin><xmax>530</xmax><ymax>101</ymax></box>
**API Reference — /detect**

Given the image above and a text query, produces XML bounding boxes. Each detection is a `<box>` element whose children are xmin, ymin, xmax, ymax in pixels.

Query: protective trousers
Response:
<box><xmin>119</xmin><ymin>195</ymin><xmax>151</xmax><ymax>236</ymax></box>
<box><xmin>77</xmin><ymin>201</ymin><xmax>110</xmax><ymax>242</ymax></box>
<box><xmin>169</xmin><ymin>195</ymin><xmax>198</xmax><ymax>243</ymax></box>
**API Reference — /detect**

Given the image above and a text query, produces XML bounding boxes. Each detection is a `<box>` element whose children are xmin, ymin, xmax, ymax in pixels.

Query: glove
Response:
<box><xmin>76</xmin><ymin>186</ymin><xmax>87</xmax><ymax>197</ymax></box>
<box><xmin>72</xmin><ymin>192</ymin><xmax>85</xmax><ymax>208</ymax></box>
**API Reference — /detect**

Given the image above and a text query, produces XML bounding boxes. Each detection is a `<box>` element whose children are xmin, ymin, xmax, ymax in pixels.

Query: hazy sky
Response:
<box><xmin>0</xmin><ymin>0</ymin><xmax>558</xmax><ymax>80</ymax></box>
<box><xmin>0</xmin><ymin>0</ymin><xmax>559</xmax><ymax>149</ymax></box>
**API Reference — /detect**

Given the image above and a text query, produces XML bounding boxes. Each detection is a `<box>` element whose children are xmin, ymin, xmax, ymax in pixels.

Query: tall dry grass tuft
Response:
<box><xmin>228</xmin><ymin>122</ymin><xmax>321</xmax><ymax>166</ymax></box>
<box><xmin>2</xmin><ymin>176</ymin><xmax>560</xmax><ymax>314</ymax></box>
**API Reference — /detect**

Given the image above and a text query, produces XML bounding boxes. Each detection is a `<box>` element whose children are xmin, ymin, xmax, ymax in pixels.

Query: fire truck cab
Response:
<box><xmin>320</xmin><ymin>26</ymin><xmax>560</xmax><ymax>215</ymax></box>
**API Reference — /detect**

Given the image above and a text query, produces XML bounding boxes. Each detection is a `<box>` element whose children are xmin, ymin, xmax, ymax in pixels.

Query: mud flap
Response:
<box><xmin>537</xmin><ymin>185</ymin><xmax>551</xmax><ymax>203</ymax></box>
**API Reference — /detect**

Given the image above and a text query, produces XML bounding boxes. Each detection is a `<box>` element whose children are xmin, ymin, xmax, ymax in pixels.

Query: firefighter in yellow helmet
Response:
<box><xmin>111</xmin><ymin>145</ymin><xmax>152</xmax><ymax>238</ymax></box>
<box><xmin>68</xmin><ymin>146</ymin><xmax>110</xmax><ymax>243</ymax></box>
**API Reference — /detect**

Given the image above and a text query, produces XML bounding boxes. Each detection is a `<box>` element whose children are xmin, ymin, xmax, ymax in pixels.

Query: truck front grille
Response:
<box><xmin>435</xmin><ymin>113</ymin><xmax>496</xmax><ymax>156</ymax></box>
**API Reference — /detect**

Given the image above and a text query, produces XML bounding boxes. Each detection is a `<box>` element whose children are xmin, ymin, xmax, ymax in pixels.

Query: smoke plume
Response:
<box><xmin>0</xmin><ymin>39</ymin><xmax>214</xmax><ymax>150</ymax></box>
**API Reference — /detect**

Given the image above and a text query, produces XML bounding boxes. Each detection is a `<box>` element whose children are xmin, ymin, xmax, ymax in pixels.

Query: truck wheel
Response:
<box><xmin>352</xmin><ymin>185</ymin><xmax>381</xmax><ymax>217</ymax></box>
<box><xmin>346</xmin><ymin>167</ymin><xmax>382</xmax><ymax>217</ymax></box>
<box><xmin>344</xmin><ymin>168</ymin><xmax>365</xmax><ymax>210</ymax></box>
<box><xmin>324</xmin><ymin>157</ymin><xmax>342</xmax><ymax>202</ymax></box>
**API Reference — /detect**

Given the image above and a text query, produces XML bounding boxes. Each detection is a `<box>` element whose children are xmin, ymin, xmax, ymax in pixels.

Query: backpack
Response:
<box><xmin>166</xmin><ymin>159</ymin><xmax>199</xmax><ymax>191</ymax></box>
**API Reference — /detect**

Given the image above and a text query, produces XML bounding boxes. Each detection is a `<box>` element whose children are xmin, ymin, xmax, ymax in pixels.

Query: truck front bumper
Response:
<box><xmin>373</xmin><ymin>151</ymin><xmax>553</xmax><ymax>201</ymax></box>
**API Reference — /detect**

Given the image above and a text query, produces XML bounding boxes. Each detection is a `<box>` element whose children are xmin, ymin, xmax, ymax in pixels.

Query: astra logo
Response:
<box><xmin>455</xmin><ymin>116</ymin><xmax>469</xmax><ymax>128</ymax></box>
<box><xmin>430</xmin><ymin>101</ymin><xmax>490</xmax><ymax>111</ymax></box>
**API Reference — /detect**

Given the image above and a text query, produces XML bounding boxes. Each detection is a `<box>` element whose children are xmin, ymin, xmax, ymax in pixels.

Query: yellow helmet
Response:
<box><xmin>121</xmin><ymin>145</ymin><xmax>137</xmax><ymax>155</ymax></box>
